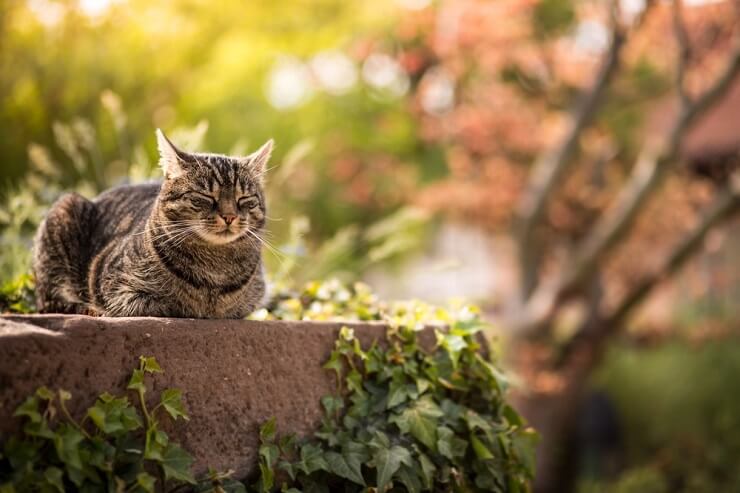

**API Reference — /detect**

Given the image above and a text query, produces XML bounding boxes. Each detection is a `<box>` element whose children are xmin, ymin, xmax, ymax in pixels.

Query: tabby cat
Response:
<box><xmin>33</xmin><ymin>129</ymin><xmax>271</xmax><ymax>318</ymax></box>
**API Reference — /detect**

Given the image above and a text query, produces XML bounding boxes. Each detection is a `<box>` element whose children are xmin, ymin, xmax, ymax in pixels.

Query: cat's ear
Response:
<box><xmin>244</xmin><ymin>139</ymin><xmax>274</xmax><ymax>183</ymax></box>
<box><xmin>156</xmin><ymin>129</ymin><xmax>190</xmax><ymax>179</ymax></box>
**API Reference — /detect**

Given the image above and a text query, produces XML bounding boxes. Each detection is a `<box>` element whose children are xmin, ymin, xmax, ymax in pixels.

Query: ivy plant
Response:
<box><xmin>0</xmin><ymin>356</ymin><xmax>196</xmax><ymax>492</ymax></box>
<box><xmin>1</xmin><ymin>280</ymin><xmax>536</xmax><ymax>492</ymax></box>
<box><xmin>0</xmin><ymin>273</ymin><xmax>35</xmax><ymax>314</ymax></box>
<box><xmin>250</xmin><ymin>280</ymin><xmax>537</xmax><ymax>492</ymax></box>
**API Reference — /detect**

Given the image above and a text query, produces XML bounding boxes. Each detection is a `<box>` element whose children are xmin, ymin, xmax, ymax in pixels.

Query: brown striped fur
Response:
<box><xmin>33</xmin><ymin>130</ymin><xmax>272</xmax><ymax>318</ymax></box>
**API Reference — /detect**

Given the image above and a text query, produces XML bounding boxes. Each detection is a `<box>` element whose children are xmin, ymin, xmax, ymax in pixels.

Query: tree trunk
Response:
<box><xmin>511</xmin><ymin>331</ymin><xmax>607</xmax><ymax>493</ymax></box>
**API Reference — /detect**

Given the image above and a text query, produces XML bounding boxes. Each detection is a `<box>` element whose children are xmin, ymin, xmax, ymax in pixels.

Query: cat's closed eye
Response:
<box><xmin>238</xmin><ymin>196</ymin><xmax>260</xmax><ymax>210</ymax></box>
<box><xmin>187</xmin><ymin>192</ymin><xmax>216</xmax><ymax>209</ymax></box>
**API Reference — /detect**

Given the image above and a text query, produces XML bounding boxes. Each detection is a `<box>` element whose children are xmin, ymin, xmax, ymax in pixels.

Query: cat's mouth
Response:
<box><xmin>198</xmin><ymin>226</ymin><xmax>244</xmax><ymax>245</ymax></box>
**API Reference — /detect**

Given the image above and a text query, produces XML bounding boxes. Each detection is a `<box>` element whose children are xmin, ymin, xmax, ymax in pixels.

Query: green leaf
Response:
<box><xmin>259</xmin><ymin>444</ymin><xmax>279</xmax><ymax>467</ymax></box>
<box><xmin>418</xmin><ymin>453</ymin><xmax>437</xmax><ymax>489</ymax></box>
<box><xmin>87</xmin><ymin>395</ymin><xmax>142</xmax><ymax>435</ymax></box>
<box><xmin>161</xmin><ymin>443</ymin><xmax>196</xmax><ymax>484</ymax></box>
<box><xmin>43</xmin><ymin>466</ymin><xmax>65</xmax><ymax>493</ymax></box>
<box><xmin>256</xmin><ymin>462</ymin><xmax>273</xmax><ymax>492</ymax></box>
<box><xmin>325</xmin><ymin>451</ymin><xmax>364</xmax><ymax>485</ymax></box>
<box><xmin>391</xmin><ymin>397</ymin><xmax>442</xmax><ymax>450</ymax></box>
<box><xmin>436</xmin><ymin>426</ymin><xmax>467</xmax><ymax>460</ymax></box>
<box><xmin>53</xmin><ymin>424</ymin><xmax>84</xmax><ymax>470</ymax></box>
<box><xmin>396</xmin><ymin>464</ymin><xmax>422</xmax><ymax>493</ymax></box>
<box><xmin>373</xmin><ymin>445</ymin><xmax>412</xmax><ymax>490</ymax></box>
<box><xmin>160</xmin><ymin>389</ymin><xmax>189</xmax><ymax>421</ymax></box>
<box><xmin>322</xmin><ymin>351</ymin><xmax>343</xmax><ymax>375</ymax></box>
<box><xmin>386</xmin><ymin>380</ymin><xmax>408</xmax><ymax>409</ymax></box>
<box><xmin>35</xmin><ymin>386</ymin><xmax>55</xmax><ymax>401</ymax></box>
<box><xmin>471</xmin><ymin>434</ymin><xmax>494</xmax><ymax>460</ymax></box>
<box><xmin>140</xmin><ymin>356</ymin><xmax>163</xmax><ymax>374</ymax></box>
<box><xmin>136</xmin><ymin>472</ymin><xmax>157</xmax><ymax>493</ymax></box>
<box><xmin>320</xmin><ymin>395</ymin><xmax>343</xmax><ymax>417</ymax></box>
<box><xmin>345</xmin><ymin>368</ymin><xmax>364</xmax><ymax>395</ymax></box>
<box><xmin>144</xmin><ymin>429</ymin><xmax>169</xmax><ymax>461</ymax></box>
<box><xmin>13</xmin><ymin>396</ymin><xmax>41</xmax><ymax>424</ymax></box>
<box><xmin>259</xmin><ymin>417</ymin><xmax>276</xmax><ymax>443</ymax></box>
<box><xmin>297</xmin><ymin>443</ymin><xmax>329</xmax><ymax>475</ymax></box>
<box><xmin>127</xmin><ymin>369</ymin><xmax>146</xmax><ymax>393</ymax></box>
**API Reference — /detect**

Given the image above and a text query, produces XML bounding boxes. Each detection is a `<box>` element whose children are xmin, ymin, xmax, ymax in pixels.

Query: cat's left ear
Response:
<box><xmin>156</xmin><ymin>129</ymin><xmax>191</xmax><ymax>179</ymax></box>
<box><xmin>243</xmin><ymin>139</ymin><xmax>274</xmax><ymax>183</ymax></box>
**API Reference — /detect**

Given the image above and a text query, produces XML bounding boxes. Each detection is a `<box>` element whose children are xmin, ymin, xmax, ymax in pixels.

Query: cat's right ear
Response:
<box><xmin>156</xmin><ymin>129</ymin><xmax>189</xmax><ymax>179</ymax></box>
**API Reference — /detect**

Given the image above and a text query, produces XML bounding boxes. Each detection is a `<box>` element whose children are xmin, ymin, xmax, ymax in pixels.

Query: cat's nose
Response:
<box><xmin>220</xmin><ymin>214</ymin><xmax>237</xmax><ymax>225</ymax></box>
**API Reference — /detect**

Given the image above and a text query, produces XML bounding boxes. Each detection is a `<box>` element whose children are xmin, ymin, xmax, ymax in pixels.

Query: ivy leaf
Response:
<box><xmin>87</xmin><ymin>396</ymin><xmax>142</xmax><ymax>435</ymax></box>
<box><xmin>35</xmin><ymin>386</ymin><xmax>55</xmax><ymax>401</ymax></box>
<box><xmin>391</xmin><ymin>397</ymin><xmax>442</xmax><ymax>450</ymax></box>
<box><xmin>345</xmin><ymin>369</ymin><xmax>364</xmax><ymax>395</ymax></box>
<box><xmin>43</xmin><ymin>466</ymin><xmax>64</xmax><ymax>493</ymax></box>
<box><xmin>296</xmin><ymin>443</ymin><xmax>329</xmax><ymax>475</ymax></box>
<box><xmin>136</xmin><ymin>472</ymin><xmax>157</xmax><ymax>493</ymax></box>
<box><xmin>161</xmin><ymin>443</ymin><xmax>196</xmax><ymax>484</ymax></box>
<box><xmin>13</xmin><ymin>396</ymin><xmax>41</xmax><ymax>424</ymax></box>
<box><xmin>259</xmin><ymin>444</ymin><xmax>279</xmax><ymax>467</ymax></box>
<box><xmin>256</xmin><ymin>462</ymin><xmax>273</xmax><ymax>492</ymax></box>
<box><xmin>144</xmin><ymin>429</ymin><xmax>169</xmax><ymax>461</ymax></box>
<box><xmin>320</xmin><ymin>395</ymin><xmax>344</xmax><ymax>417</ymax></box>
<box><xmin>259</xmin><ymin>417</ymin><xmax>276</xmax><ymax>443</ymax></box>
<box><xmin>325</xmin><ymin>451</ymin><xmax>364</xmax><ymax>485</ymax></box>
<box><xmin>470</xmin><ymin>434</ymin><xmax>494</xmax><ymax>460</ymax></box>
<box><xmin>374</xmin><ymin>445</ymin><xmax>412</xmax><ymax>490</ymax></box>
<box><xmin>140</xmin><ymin>356</ymin><xmax>163</xmax><ymax>374</ymax></box>
<box><xmin>160</xmin><ymin>389</ymin><xmax>189</xmax><ymax>421</ymax></box>
<box><xmin>53</xmin><ymin>424</ymin><xmax>84</xmax><ymax>470</ymax></box>
<box><xmin>396</xmin><ymin>464</ymin><xmax>422</xmax><ymax>493</ymax></box>
<box><xmin>437</xmin><ymin>426</ymin><xmax>467</xmax><ymax>460</ymax></box>
<box><xmin>464</xmin><ymin>408</ymin><xmax>492</xmax><ymax>433</ymax></box>
<box><xmin>127</xmin><ymin>369</ymin><xmax>146</xmax><ymax>393</ymax></box>
<box><xmin>418</xmin><ymin>453</ymin><xmax>437</xmax><ymax>489</ymax></box>
<box><xmin>322</xmin><ymin>351</ymin><xmax>343</xmax><ymax>376</ymax></box>
<box><xmin>386</xmin><ymin>380</ymin><xmax>408</xmax><ymax>409</ymax></box>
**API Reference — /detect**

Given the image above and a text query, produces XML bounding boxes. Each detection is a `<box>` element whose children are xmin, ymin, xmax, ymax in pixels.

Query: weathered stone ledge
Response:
<box><xmin>0</xmin><ymin>315</ymin><xmax>408</xmax><ymax>478</ymax></box>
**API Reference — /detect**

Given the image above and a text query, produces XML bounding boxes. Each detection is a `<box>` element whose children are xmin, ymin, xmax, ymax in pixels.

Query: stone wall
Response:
<box><xmin>0</xmin><ymin>315</ymin><xmax>398</xmax><ymax>478</ymax></box>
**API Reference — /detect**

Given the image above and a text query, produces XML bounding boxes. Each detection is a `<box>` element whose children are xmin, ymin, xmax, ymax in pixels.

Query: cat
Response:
<box><xmin>33</xmin><ymin>129</ymin><xmax>272</xmax><ymax>318</ymax></box>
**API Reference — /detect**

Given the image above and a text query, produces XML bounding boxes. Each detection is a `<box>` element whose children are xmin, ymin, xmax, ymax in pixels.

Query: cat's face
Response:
<box><xmin>155</xmin><ymin>129</ymin><xmax>272</xmax><ymax>246</ymax></box>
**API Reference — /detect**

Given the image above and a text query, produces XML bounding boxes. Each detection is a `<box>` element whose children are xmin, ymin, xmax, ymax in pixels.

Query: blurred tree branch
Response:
<box><xmin>605</xmin><ymin>179</ymin><xmax>739</xmax><ymax>329</ymax></box>
<box><xmin>514</xmin><ymin>1</ymin><xmax>628</xmax><ymax>301</ymax></box>
<box><xmin>514</xmin><ymin>0</ymin><xmax>658</xmax><ymax>302</ymax></box>
<box><xmin>672</xmin><ymin>0</ymin><xmax>693</xmax><ymax>107</ymax></box>
<box><xmin>517</xmin><ymin>31</ymin><xmax>740</xmax><ymax>336</ymax></box>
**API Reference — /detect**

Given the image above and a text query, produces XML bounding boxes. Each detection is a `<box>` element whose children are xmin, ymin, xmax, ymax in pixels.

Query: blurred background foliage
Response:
<box><xmin>1</xmin><ymin>0</ymin><xmax>739</xmax><ymax>492</ymax></box>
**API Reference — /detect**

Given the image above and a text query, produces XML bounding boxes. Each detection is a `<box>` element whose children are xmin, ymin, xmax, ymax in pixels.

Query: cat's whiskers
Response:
<box><xmin>243</xmin><ymin>228</ymin><xmax>287</xmax><ymax>265</ymax></box>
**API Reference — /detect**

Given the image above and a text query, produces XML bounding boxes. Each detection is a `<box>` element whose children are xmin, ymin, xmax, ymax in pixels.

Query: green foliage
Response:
<box><xmin>251</xmin><ymin>280</ymin><xmax>537</xmax><ymax>492</ymax></box>
<box><xmin>0</xmin><ymin>356</ymin><xmax>196</xmax><ymax>492</ymax></box>
<box><xmin>532</xmin><ymin>0</ymin><xmax>575</xmax><ymax>39</ymax></box>
<box><xmin>588</xmin><ymin>340</ymin><xmax>740</xmax><ymax>492</ymax></box>
<box><xmin>1</xmin><ymin>281</ymin><xmax>534</xmax><ymax>491</ymax></box>
<box><xmin>0</xmin><ymin>273</ymin><xmax>35</xmax><ymax>314</ymax></box>
<box><xmin>579</xmin><ymin>466</ymin><xmax>668</xmax><ymax>493</ymax></box>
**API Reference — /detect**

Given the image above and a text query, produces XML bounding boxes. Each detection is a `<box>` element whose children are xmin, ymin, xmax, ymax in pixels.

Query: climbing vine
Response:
<box><xmin>1</xmin><ymin>280</ymin><xmax>536</xmax><ymax>492</ymax></box>
<box><xmin>251</xmin><ymin>281</ymin><xmax>536</xmax><ymax>492</ymax></box>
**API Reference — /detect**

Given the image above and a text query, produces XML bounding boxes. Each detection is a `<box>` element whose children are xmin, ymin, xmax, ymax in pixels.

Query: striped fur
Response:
<box><xmin>33</xmin><ymin>131</ymin><xmax>271</xmax><ymax>318</ymax></box>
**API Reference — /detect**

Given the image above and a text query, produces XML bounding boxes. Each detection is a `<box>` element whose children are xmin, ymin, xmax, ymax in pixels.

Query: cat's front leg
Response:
<box><xmin>101</xmin><ymin>287</ymin><xmax>171</xmax><ymax>317</ymax></box>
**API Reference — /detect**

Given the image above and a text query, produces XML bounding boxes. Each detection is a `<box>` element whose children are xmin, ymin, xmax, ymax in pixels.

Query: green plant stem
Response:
<box><xmin>59</xmin><ymin>396</ymin><xmax>92</xmax><ymax>439</ymax></box>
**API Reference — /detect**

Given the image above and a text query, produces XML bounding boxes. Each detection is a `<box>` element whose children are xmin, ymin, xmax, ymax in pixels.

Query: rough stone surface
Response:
<box><xmin>0</xmin><ymin>315</ymin><xmax>402</xmax><ymax>479</ymax></box>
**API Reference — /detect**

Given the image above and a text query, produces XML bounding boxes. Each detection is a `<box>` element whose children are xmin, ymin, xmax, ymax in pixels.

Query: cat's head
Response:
<box><xmin>155</xmin><ymin>129</ymin><xmax>272</xmax><ymax>246</ymax></box>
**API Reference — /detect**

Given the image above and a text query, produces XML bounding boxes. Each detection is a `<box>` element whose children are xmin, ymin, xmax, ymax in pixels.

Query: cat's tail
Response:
<box><xmin>33</xmin><ymin>193</ymin><xmax>98</xmax><ymax>314</ymax></box>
